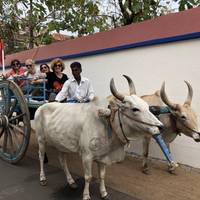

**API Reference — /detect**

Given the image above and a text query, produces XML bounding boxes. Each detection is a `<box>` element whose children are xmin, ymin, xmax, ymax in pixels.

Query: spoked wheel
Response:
<box><xmin>0</xmin><ymin>79</ymin><xmax>31</xmax><ymax>164</ymax></box>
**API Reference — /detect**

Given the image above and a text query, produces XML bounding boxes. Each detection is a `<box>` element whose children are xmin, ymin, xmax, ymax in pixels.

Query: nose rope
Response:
<box><xmin>109</xmin><ymin>107</ymin><xmax>162</xmax><ymax>145</ymax></box>
<box><xmin>176</xmin><ymin>117</ymin><xmax>200</xmax><ymax>135</ymax></box>
<box><xmin>119</xmin><ymin>109</ymin><xmax>162</xmax><ymax>127</ymax></box>
<box><xmin>170</xmin><ymin>112</ymin><xmax>200</xmax><ymax>135</ymax></box>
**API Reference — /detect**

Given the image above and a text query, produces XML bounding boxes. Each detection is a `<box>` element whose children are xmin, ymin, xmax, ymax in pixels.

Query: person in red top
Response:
<box><xmin>5</xmin><ymin>59</ymin><xmax>25</xmax><ymax>87</ymax></box>
<box><xmin>46</xmin><ymin>58</ymin><xmax>68</xmax><ymax>101</ymax></box>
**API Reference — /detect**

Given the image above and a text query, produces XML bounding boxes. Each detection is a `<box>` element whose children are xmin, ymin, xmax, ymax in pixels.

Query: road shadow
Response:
<box><xmin>52</xmin><ymin>177</ymin><xmax>140</xmax><ymax>200</ymax></box>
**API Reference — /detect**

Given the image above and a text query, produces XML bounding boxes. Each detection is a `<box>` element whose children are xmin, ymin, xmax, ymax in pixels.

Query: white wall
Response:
<box><xmin>60</xmin><ymin>38</ymin><xmax>200</xmax><ymax>168</ymax></box>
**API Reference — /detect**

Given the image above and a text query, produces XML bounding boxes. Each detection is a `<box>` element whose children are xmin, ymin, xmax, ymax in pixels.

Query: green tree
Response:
<box><xmin>178</xmin><ymin>0</ymin><xmax>200</xmax><ymax>11</ymax></box>
<box><xmin>100</xmin><ymin>0</ymin><xmax>200</xmax><ymax>27</ymax></box>
<box><xmin>100</xmin><ymin>0</ymin><xmax>172</xmax><ymax>26</ymax></box>
<box><xmin>45</xmin><ymin>0</ymin><xmax>108</xmax><ymax>36</ymax></box>
<box><xmin>1</xmin><ymin>0</ymin><xmax>200</xmax><ymax>54</ymax></box>
<box><xmin>0</xmin><ymin>0</ymin><xmax>109</xmax><ymax>54</ymax></box>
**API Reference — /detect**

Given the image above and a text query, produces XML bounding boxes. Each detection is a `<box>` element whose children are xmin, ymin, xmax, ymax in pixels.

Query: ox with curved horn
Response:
<box><xmin>110</xmin><ymin>76</ymin><xmax>177</xmax><ymax>168</ymax></box>
<box><xmin>160</xmin><ymin>82</ymin><xmax>177</xmax><ymax>110</ymax></box>
<box><xmin>141</xmin><ymin>80</ymin><xmax>200</xmax><ymax>174</ymax></box>
<box><xmin>110</xmin><ymin>78</ymin><xmax>125</xmax><ymax>101</ymax></box>
<box><xmin>34</xmin><ymin>76</ymin><xmax>177</xmax><ymax>200</ymax></box>
<box><xmin>110</xmin><ymin>75</ymin><xmax>136</xmax><ymax>100</ymax></box>
<box><xmin>110</xmin><ymin>75</ymin><xmax>136</xmax><ymax>101</ymax></box>
<box><xmin>123</xmin><ymin>75</ymin><xmax>136</xmax><ymax>95</ymax></box>
<box><xmin>161</xmin><ymin>81</ymin><xmax>200</xmax><ymax>142</ymax></box>
<box><xmin>184</xmin><ymin>80</ymin><xmax>193</xmax><ymax>106</ymax></box>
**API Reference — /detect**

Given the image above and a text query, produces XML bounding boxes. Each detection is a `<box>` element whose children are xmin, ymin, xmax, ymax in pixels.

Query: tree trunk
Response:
<box><xmin>29</xmin><ymin>0</ymin><xmax>34</xmax><ymax>49</ymax></box>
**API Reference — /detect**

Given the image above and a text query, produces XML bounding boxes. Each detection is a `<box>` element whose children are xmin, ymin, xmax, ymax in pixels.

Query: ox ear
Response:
<box><xmin>184</xmin><ymin>80</ymin><xmax>193</xmax><ymax>106</ymax></box>
<box><xmin>160</xmin><ymin>82</ymin><xmax>176</xmax><ymax>110</ymax></box>
<box><xmin>123</xmin><ymin>75</ymin><xmax>136</xmax><ymax>95</ymax></box>
<box><xmin>110</xmin><ymin>78</ymin><xmax>125</xmax><ymax>101</ymax></box>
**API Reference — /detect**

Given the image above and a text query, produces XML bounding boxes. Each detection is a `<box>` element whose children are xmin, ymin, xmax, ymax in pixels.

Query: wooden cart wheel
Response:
<box><xmin>0</xmin><ymin>79</ymin><xmax>31</xmax><ymax>163</ymax></box>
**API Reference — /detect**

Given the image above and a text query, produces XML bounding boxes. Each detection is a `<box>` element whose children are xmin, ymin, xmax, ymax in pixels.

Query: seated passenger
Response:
<box><xmin>46</xmin><ymin>58</ymin><xmax>68</xmax><ymax>101</ymax></box>
<box><xmin>39</xmin><ymin>63</ymin><xmax>50</xmax><ymax>74</ymax></box>
<box><xmin>23</xmin><ymin>59</ymin><xmax>45</xmax><ymax>96</ymax></box>
<box><xmin>55</xmin><ymin>61</ymin><xmax>94</xmax><ymax>103</ymax></box>
<box><xmin>24</xmin><ymin>59</ymin><xmax>45</xmax><ymax>81</ymax></box>
<box><xmin>5</xmin><ymin>59</ymin><xmax>25</xmax><ymax>87</ymax></box>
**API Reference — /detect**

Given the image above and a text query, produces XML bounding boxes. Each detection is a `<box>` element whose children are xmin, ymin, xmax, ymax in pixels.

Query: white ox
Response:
<box><xmin>34</xmin><ymin>75</ymin><xmax>163</xmax><ymax>200</ymax></box>
<box><xmin>141</xmin><ymin>81</ymin><xmax>200</xmax><ymax>174</ymax></box>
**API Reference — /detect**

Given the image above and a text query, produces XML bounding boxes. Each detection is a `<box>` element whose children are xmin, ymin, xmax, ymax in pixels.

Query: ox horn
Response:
<box><xmin>160</xmin><ymin>82</ymin><xmax>176</xmax><ymax>110</ymax></box>
<box><xmin>123</xmin><ymin>75</ymin><xmax>136</xmax><ymax>95</ymax></box>
<box><xmin>110</xmin><ymin>78</ymin><xmax>125</xmax><ymax>101</ymax></box>
<box><xmin>184</xmin><ymin>80</ymin><xmax>193</xmax><ymax>106</ymax></box>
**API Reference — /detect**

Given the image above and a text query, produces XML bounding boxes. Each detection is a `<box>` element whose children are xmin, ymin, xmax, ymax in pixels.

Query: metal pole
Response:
<box><xmin>2</xmin><ymin>46</ymin><xmax>5</xmax><ymax>73</ymax></box>
<box><xmin>0</xmin><ymin>39</ymin><xmax>5</xmax><ymax>73</ymax></box>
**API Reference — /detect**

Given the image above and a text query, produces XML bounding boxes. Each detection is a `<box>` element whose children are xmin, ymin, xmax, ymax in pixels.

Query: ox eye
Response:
<box><xmin>132</xmin><ymin>108</ymin><xmax>140</xmax><ymax>112</ymax></box>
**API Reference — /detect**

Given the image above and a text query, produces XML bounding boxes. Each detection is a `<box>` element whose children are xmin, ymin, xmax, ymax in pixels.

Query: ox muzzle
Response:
<box><xmin>192</xmin><ymin>132</ymin><xmax>200</xmax><ymax>142</ymax></box>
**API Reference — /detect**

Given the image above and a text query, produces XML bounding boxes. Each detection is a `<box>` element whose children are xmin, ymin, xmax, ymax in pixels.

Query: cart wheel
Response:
<box><xmin>0</xmin><ymin>79</ymin><xmax>31</xmax><ymax>164</ymax></box>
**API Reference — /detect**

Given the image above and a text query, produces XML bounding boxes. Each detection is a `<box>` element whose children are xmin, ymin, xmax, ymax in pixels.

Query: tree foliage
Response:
<box><xmin>0</xmin><ymin>0</ymin><xmax>199</xmax><ymax>54</ymax></box>
<box><xmin>99</xmin><ymin>0</ymin><xmax>169</xmax><ymax>27</ymax></box>
<box><xmin>0</xmin><ymin>0</ymin><xmax>108</xmax><ymax>54</ymax></box>
<box><xmin>100</xmin><ymin>0</ymin><xmax>200</xmax><ymax>26</ymax></box>
<box><xmin>178</xmin><ymin>0</ymin><xmax>200</xmax><ymax>11</ymax></box>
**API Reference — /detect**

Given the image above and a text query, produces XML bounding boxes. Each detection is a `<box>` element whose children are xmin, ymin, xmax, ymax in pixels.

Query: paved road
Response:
<box><xmin>0</xmin><ymin>156</ymin><xmax>139</xmax><ymax>200</ymax></box>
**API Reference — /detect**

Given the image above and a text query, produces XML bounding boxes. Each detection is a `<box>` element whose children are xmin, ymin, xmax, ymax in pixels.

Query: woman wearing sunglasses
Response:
<box><xmin>5</xmin><ymin>59</ymin><xmax>25</xmax><ymax>78</ymax></box>
<box><xmin>40</xmin><ymin>63</ymin><xmax>50</xmax><ymax>74</ymax></box>
<box><xmin>5</xmin><ymin>59</ymin><xmax>26</xmax><ymax>87</ymax></box>
<box><xmin>46</xmin><ymin>58</ymin><xmax>68</xmax><ymax>101</ymax></box>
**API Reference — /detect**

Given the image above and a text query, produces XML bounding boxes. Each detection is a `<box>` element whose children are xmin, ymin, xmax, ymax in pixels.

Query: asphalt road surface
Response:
<box><xmin>0</xmin><ymin>156</ymin><xmax>139</xmax><ymax>200</ymax></box>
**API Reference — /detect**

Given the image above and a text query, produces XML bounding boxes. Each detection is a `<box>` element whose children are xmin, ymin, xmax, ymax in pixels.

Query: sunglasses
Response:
<box><xmin>26</xmin><ymin>64</ymin><xmax>32</xmax><ymax>68</ymax></box>
<box><xmin>13</xmin><ymin>62</ymin><xmax>20</xmax><ymax>66</ymax></box>
<box><xmin>55</xmin><ymin>64</ymin><xmax>62</xmax><ymax>67</ymax></box>
<box><xmin>41</xmin><ymin>66</ymin><xmax>47</xmax><ymax>70</ymax></box>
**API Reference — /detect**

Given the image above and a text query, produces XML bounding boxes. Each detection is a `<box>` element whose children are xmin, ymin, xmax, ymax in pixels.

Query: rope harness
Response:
<box><xmin>150</xmin><ymin>106</ymin><xmax>200</xmax><ymax>136</ymax></box>
<box><xmin>108</xmin><ymin>106</ymin><xmax>161</xmax><ymax>144</ymax></box>
<box><xmin>172</xmin><ymin>113</ymin><xmax>200</xmax><ymax>135</ymax></box>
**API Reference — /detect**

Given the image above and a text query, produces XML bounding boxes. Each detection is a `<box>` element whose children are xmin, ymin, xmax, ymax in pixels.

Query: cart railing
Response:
<box><xmin>5</xmin><ymin>77</ymin><xmax>48</xmax><ymax>109</ymax></box>
<box><xmin>9</xmin><ymin>77</ymin><xmax>47</xmax><ymax>100</ymax></box>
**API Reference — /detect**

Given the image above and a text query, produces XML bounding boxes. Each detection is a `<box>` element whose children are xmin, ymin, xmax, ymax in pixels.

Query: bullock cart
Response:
<box><xmin>0</xmin><ymin>76</ymin><xmax>174</xmax><ymax>167</ymax></box>
<box><xmin>0</xmin><ymin>77</ymin><xmax>46</xmax><ymax>164</ymax></box>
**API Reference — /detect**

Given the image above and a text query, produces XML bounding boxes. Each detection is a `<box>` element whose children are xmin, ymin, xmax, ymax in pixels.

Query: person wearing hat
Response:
<box><xmin>55</xmin><ymin>61</ymin><xmax>94</xmax><ymax>103</ymax></box>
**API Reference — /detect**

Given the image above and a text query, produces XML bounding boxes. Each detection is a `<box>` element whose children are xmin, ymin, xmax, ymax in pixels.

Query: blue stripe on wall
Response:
<box><xmin>35</xmin><ymin>32</ymin><xmax>200</xmax><ymax>65</ymax></box>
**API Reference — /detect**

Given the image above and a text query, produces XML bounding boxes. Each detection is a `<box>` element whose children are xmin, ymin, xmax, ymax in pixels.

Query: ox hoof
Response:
<box><xmin>101</xmin><ymin>194</ymin><xmax>109</xmax><ymax>199</ymax></box>
<box><xmin>83</xmin><ymin>196</ymin><xmax>91</xmax><ymax>200</ymax></box>
<box><xmin>168</xmin><ymin>162</ymin><xmax>179</xmax><ymax>174</ymax></box>
<box><xmin>40</xmin><ymin>179</ymin><xmax>47</xmax><ymax>186</ymax></box>
<box><xmin>69</xmin><ymin>182</ymin><xmax>78</xmax><ymax>189</ymax></box>
<box><xmin>168</xmin><ymin>167</ymin><xmax>177</xmax><ymax>175</ymax></box>
<box><xmin>142</xmin><ymin>168</ymin><xmax>151</xmax><ymax>175</ymax></box>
